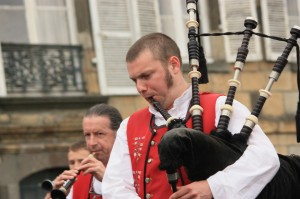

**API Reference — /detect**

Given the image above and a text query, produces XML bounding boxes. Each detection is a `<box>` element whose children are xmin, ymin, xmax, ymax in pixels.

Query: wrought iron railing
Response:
<box><xmin>2</xmin><ymin>43</ymin><xmax>86</xmax><ymax>94</ymax></box>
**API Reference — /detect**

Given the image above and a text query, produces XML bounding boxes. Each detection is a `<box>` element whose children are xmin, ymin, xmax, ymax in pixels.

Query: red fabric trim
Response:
<box><xmin>201</xmin><ymin>92</ymin><xmax>223</xmax><ymax>133</ymax></box>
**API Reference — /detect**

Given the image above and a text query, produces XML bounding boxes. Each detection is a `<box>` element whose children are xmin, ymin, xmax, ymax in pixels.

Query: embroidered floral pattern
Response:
<box><xmin>133</xmin><ymin>135</ymin><xmax>145</xmax><ymax>162</ymax></box>
<box><xmin>132</xmin><ymin>170</ymin><xmax>142</xmax><ymax>192</ymax></box>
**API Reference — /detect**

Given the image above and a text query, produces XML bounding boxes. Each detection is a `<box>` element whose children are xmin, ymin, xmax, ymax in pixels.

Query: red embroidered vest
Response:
<box><xmin>72</xmin><ymin>172</ymin><xmax>102</xmax><ymax>199</ymax></box>
<box><xmin>127</xmin><ymin>92</ymin><xmax>221</xmax><ymax>199</ymax></box>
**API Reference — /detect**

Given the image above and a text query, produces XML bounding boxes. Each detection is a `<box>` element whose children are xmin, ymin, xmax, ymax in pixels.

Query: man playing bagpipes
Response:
<box><xmin>102</xmin><ymin>32</ymin><xmax>280</xmax><ymax>199</ymax></box>
<box><xmin>102</xmin><ymin>0</ymin><xmax>300</xmax><ymax>196</ymax></box>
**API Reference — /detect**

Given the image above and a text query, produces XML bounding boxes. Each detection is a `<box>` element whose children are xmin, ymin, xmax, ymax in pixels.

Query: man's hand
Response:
<box><xmin>169</xmin><ymin>180</ymin><xmax>212</xmax><ymax>199</ymax></box>
<box><xmin>77</xmin><ymin>154</ymin><xmax>106</xmax><ymax>181</ymax></box>
<box><xmin>52</xmin><ymin>170</ymin><xmax>79</xmax><ymax>189</ymax></box>
<box><xmin>48</xmin><ymin>169</ymin><xmax>78</xmax><ymax>197</ymax></box>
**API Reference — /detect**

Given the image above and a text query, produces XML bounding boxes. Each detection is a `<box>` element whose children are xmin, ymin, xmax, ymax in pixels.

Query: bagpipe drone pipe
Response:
<box><xmin>155</xmin><ymin>0</ymin><xmax>300</xmax><ymax>198</ymax></box>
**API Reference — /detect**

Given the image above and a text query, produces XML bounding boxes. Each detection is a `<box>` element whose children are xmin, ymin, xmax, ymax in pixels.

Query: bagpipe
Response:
<box><xmin>155</xmin><ymin>0</ymin><xmax>300</xmax><ymax>198</ymax></box>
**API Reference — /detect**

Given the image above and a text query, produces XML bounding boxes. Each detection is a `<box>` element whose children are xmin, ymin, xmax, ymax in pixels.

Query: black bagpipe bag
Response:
<box><xmin>158</xmin><ymin>128</ymin><xmax>300</xmax><ymax>199</ymax></box>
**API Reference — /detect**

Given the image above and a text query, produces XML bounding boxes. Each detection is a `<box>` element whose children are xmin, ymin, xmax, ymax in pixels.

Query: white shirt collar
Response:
<box><xmin>148</xmin><ymin>86</ymin><xmax>192</xmax><ymax>126</ymax></box>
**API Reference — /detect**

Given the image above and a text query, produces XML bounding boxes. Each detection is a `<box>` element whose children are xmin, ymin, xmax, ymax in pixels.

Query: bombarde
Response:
<box><xmin>155</xmin><ymin>0</ymin><xmax>300</xmax><ymax>198</ymax></box>
<box><xmin>50</xmin><ymin>176</ymin><xmax>77</xmax><ymax>199</ymax></box>
<box><xmin>41</xmin><ymin>179</ymin><xmax>55</xmax><ymax>191</ymax></box>
<box><xmin>41</xmin><ymin>175</ymin><xmax>76</xmax><ymax>199</ymax></box>
<box><xmin>41</xmin><ymin>153</ymin><xmax>96</xmax><ymax>199</ymax></box>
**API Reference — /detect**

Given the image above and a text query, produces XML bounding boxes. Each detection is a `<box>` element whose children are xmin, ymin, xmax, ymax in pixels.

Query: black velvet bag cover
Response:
<box><xmin>158</xmin><ymin>128</ymin><xmax>300</xmax><ymax>199</ymax></box>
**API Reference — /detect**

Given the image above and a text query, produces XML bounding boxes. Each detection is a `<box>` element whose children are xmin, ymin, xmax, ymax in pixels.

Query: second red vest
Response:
<box><xmin>72</xmin><ymin>172</ymin><xmax>102</xmax><ymax>199</ymax></box>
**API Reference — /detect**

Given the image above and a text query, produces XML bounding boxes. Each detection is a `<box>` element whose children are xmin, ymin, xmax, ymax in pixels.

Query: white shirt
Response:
<box><xmin>66</xmin><ymin>177</ymin><xmax>102</xmax><ymax>199</ymax></box>
<box><xmin>102</xmin><ymin>87</ymin><xmax>280</xmax><ymax>199</ymax></box>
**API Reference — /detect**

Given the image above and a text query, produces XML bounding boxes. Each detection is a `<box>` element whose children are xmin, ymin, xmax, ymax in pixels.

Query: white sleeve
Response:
<box><xmin>207</xmin><ymin>96</ymin><xmax>280</xmax><ymax>199</ymax></box>
<box><xmin>102</xmin><ymin>117</ymin><xmax>141</xmax><ymax>199</ymax></box>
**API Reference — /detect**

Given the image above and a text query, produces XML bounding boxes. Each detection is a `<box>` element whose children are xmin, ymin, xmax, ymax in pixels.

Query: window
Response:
<box><xmin>159</xmin><ymin>0</ymin><xmax>189</xmax><ymax>62</ymax></box>
<box><xmin>0</xmin><ymin>0</ymin><xmax>77</xmax><ymax>44</ymax></box>
<box><xmin>218</xmin><ymin>0</ymin><xmax>299</xmax><ymax>62</ymax></box>
<box><xmin>0</xmin><ymin>0</ymin><xmax>82</xmax><ymax>96</ymax></box>
<box><xmin>89</xmin><ymin>0</ymin><xmax>160</xmax><ymax>95</ymax></box>
<box><xmin>218</xmin><ymin>0</ymin><xmax>262</xmax><ymax>62</ymax></box>
<box><xmin>261</xmin><ymin>0</ymin><xmax>300</xmax><ymax>61</ymax></box>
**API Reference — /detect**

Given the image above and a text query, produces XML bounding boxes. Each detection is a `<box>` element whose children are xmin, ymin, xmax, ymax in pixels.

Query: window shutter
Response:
<box><xmin>89</xmin><ymin>0</ymin><xmax>159</xmax><ymax>95</ymax></box>
<box><xmin>218</xmin><ymin>0</ymin><xmax>262</xmax><ymax>62</ymax></box>
<box><xmin>261</xmin><ymin>0</ymin><xmax>297</xmax><ymax>62</ymax></box>
<box><xmin>137</xmin><ymin>0</ymin><xmax>160</xmax><ymax>36</ymax></box>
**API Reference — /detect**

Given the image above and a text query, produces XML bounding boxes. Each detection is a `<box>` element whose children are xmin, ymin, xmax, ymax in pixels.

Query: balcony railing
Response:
<box><xmin>2</xmin><ymin>43</ymin><xmax>86</xmax><ymax>95</ymax></box>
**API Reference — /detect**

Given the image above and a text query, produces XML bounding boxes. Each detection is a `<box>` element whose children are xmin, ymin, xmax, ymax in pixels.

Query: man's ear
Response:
<box><xmin>168</xmin><ymin>56</ymin><xmax>181</xmax><ymax>73</ymax></box>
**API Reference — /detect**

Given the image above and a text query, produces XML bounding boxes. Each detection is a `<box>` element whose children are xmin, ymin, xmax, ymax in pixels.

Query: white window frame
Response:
<box><xmin>0</xmin><ymin>45</ymin><xmax>6</xmax><ymax>96</ymax></box>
